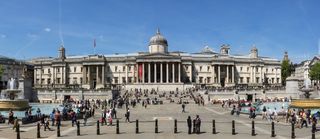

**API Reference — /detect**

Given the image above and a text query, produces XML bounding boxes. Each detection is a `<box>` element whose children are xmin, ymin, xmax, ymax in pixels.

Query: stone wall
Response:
<box><xmin>208</xmin><ymin>89</ymin><xmax>297</xmax><ymax>100</ymax></box>
<box><xmin>36</xmin><ymin>90</ymin><xmax>112</xmax><ymax>102</ymax></box>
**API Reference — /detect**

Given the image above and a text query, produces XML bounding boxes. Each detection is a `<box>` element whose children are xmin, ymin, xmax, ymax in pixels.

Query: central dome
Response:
<box><xmin>149</xmin><ymin>28</ymin><xmax>168</xmax><ymax>46</ymax></box>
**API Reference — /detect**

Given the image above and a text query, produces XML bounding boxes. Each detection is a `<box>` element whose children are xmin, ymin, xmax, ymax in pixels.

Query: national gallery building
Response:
<box><xmin>31</xmin><ymin>29</ymin><xmax>282</xmax><ymax>92</ymax></box>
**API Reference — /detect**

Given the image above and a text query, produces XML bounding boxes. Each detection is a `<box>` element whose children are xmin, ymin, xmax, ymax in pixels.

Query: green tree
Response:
<box><xmin>0</xmin><ymin>64</ymin><xmax>3</xmax><ymax>78</ymax></box>
<box><xmin>309</xmin><ymin>62</ymin><xmax>320</xmax><ymax>81</ymax></box>
<box><xmin>281</xmin><ymin>60</ymin><xmax>292</xmax><ymax>85</ymax></box>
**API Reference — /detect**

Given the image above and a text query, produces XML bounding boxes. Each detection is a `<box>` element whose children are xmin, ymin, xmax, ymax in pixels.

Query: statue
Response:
<box><xmin>8</xmin><ymin>78</ymin><xmax>17</xmax><ymax>90</ymax></box>
<box><xmin>304</xmin><ymin>78</ymin><xmax>311</xmax><ymax>89</ymax></box>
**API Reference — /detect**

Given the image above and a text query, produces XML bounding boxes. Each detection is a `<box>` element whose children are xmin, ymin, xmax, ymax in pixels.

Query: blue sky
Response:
<box><xmin>0</xmin><ymin>0</ymin><xmax>319</xmax><ymax>63</ymax></box>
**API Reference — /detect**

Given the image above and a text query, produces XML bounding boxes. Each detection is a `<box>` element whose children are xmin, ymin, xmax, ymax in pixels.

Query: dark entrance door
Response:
<box><xmin>64</xmin><ymin>95</ymin><xmax>71</xmax><ymax>101</ymax></box>
<box><xmin>246</xmin><ymin>94</ymin><xmax>253</xmax><ymax>102</ymax></box>
<box><xmin>220</xmin><ymin>78</ymin><xmax>225</xmax><ymax>87</ymax></box>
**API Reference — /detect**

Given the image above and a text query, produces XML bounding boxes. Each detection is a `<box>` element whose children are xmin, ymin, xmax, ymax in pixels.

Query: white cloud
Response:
<box><xmin>44</xmin><ymin>28</ymin><xmax>51</xmax><ymax>32</ymax></box>
<box><xmin>0</xmin><ymin>34</ymin><xmax>6</xmax><ymax>38</ymax></box>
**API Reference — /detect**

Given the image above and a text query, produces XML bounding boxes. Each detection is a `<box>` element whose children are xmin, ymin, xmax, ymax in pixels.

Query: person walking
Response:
<box><xmin>182</xmin><ymin>103</ymin><xmax>186</xmax><ymax>113</ymax></box>
<box><xmin>125</xmin><ymin>108</ymin><xmax>130</xmax><ymax>123</ymax></box>
<box><xmin>187</xmin><ymin>116</ymin><xmax>192</xmax><ymax>134</ymax></box>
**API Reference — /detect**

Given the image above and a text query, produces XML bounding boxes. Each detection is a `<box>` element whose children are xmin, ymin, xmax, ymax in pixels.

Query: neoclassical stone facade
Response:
<box><xmin>31</xmin><ymin>29</ymin><xmax>282</xmax><ymax>91</ymax></box>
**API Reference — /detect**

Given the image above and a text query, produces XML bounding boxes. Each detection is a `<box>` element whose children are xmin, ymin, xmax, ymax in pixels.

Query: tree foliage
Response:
<box><xmin>281</xmin><ymin>60</ymin><xmax>293</xmax><ymax>85</ymax></box>
<box><xmin>0</xmin><ymin>64</ymin><xmax>3</xmax><ymax>78</ymax></box>
<box><xmin>309</xmin><ymin>62</ymin><xmax>320</xmax><ymax>81</ymax></box>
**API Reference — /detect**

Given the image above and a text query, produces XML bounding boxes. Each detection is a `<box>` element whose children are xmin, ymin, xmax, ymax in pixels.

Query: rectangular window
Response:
<box><xmin>207</xmin><ymin>66</ymin><xmax>210</xmax><ymax>72</ymax></box>
<box><xmin>57</xmin><ymin>68</ymin><xmax>60</xmax><ymax>73</ymax></box>
<box><xmin>114</xmin><ymin>77</ymin><xmax>118</xmax><ymax>84</ymax></box>
<box><xmin>200</xmin><ymin>66</ymin><xmax>202</xmax><ymax>72</ymax></box>
<box><xmin>128</xmin><ymin>66</ymin><xmax>131</xmax><ymax>71</ymax></box>
<box><xmin>48</xmin><ymin>69</ymin><xmax>51</xmax><ymax>74</ymax></box>
<box><xmin>122</xmin><ymin>77</ymin><xmax>126</xmax><ymax>83</ymax></box>
<box><xmin>240</xmin><ymin>67</ymin><xmax>243</xmax><ymax>72</ymax></box>
<box><xmin>266</xmin><ymin>68</ymin><xmax>268</xmax><ymax>73</ymax></box>
<box><xmin>256</xmin><ymin>77</ymin><xmax>259</xmax><ymax>83</ymax></box>
<box><xmin>247</xmin><ymin>67</ymin><xmax>249</xmax><ymax>72</ymax></box>
<box><xmin>123</xmin><ymin>66</ymin><xmax>125</xmax><ymax>72</ymax></box>
<box><xmin>240</xmin><ymin>77</ymin><xmax>243</xmax><ymax>83</ymax></box>
<box><xmin>115</xmin><ymin>66</ymin><xmax>118</xmax><ymax>72</ymax></box>
<box><xmin>247</xmin><ymin>77</ymin><xmax>250</xmax><ymax>83</ymax></box>
<box><xmin>74</xmin><ymin>67</ymin><xmax>76</xmax><ymax>72</ymax></box>
<box><xmin>80</xmin><ymin>77</ymin><xmax>83</xmax><ymax>84</ymax></box>
<box><xmin>81</xmin><ymin>67</ymin><xmax>83</xmax><ymax>72</ymax></box>
<box><xmin>57</xmin><ymin>78</ymin><xmax>61</xmax><ymax>84</ymax></box>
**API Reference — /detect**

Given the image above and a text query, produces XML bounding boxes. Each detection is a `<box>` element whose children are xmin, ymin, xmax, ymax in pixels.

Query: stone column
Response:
<box><xmin>218</xmin><ymin>65</ymin><xmax>220</xmax><ymax>85</ymax></box>
<box><xmin>250</xmin><ymin>66</ymin><xmax>253</xmax><ymax>83</ymax></box>
<box><xmin>213</xmin><ymin>65</ymin><xmax>216</xmax><ymax>83</ymax></box>
<box><xmin>61</xmin><ymin>67</ymin><xmax>64</xmax><ymax>84</ymax></box>
<box><xmin>148</xmin><ymin>63</ymin><xmax>151</xmax><ymax>83</ymax></box>
<box><xmin>135</xmin><ymin>64</ymin><xmax>138</xmax><ymax>83</ymax></box>
<box><xmin>166</xmin><ymin>63</ymin><xmax>169</xmax><ymax>83</ymax></box>
<box><xmin>125</xmin><ymin>65</ymin><xmax>128</xmax><ymax>84</ymax></box>
<box><xmin>52</xmin><ymin>67</ymin><xmax>55</xmax><ymax>84</ymax></box>
<box><xmin>160</xmin><ymin>63</ymin><xmax>163</xmax><ymax>83</ymax></box>
<box><xmin>253</xmin><ymin>66</ymin><xmax>256</xmax><ymax>83</ymax></box>
<box><xmin>172</xmin><ymin>63</ymin><xmax>175</xmax><ymax>83</ymax></box>
<box><xmin>102</xmin><ymin>65</ymin><xmax>105</xmax><ymax>85</ymax></box>
<box><xmin>142</xmin><ymin>63</ymin><xmax>145</xmax><ymax>83</ymax></box>
<box><xmin>39</xmin><ymin>68</ymin><xmax>42</xmax><ymax>85</ymax></box>
<box><xmin>178</xmin><ymin>63</ymin><xmax>181</xmax><ymax>83</ymax></box>
<box><xmin>34</xmin><ymin>69</ymin><xmax>37</xmax><ymax>85</ymax></box>
<box><xmin>189</xmin><ymin>65</ymin><xmax>192</xmax><ymax>83</ymax></box>
<box><xmin>83</xmin><ymin>66</ymin><xmax>87</xmax><ymax>84</ymax></box>
<box><xmin>154</xmin><ymin>63</ymin><xmax>157</xmax><ymax>83</ymax></box>
<box><xmin>232</xmin><ymin>66</ymin><xmax>234</xmax><ymax>84</ymax></box>
<box><xmin>226</xmin><ymin>65</ymin><xmax>229</xmax><ymax>84</ymax></box>
<box><xmin>88</xmin><ymin>66</ymin><xmax>91</xmax><ymax>85</ymax></box>
<box><xmin>260</xmin><ymin>67</ymin><xmax>263</xmax><ymax>84</ymax></box>
<box><xmin>96</xmin><ymin>66</ymin><xmax>100</xmax><ymax>84</ymax></box>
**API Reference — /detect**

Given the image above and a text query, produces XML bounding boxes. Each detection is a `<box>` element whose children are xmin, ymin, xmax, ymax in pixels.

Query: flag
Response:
<box><xmin>93</xmin><ymin>39</ymin><xmax>96</xmax><ymax>48</ymax></box>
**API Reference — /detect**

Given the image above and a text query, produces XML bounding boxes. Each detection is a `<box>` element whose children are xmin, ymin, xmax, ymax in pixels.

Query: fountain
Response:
<box><xmin>290</xmin><ymin>78</ymin><xmax>320</xmax><ymax>109</ymax></box>
<box><xmin>0</xmin><ymin>78</ymin><xmax>30</xmax><ymax>110</ymax></box>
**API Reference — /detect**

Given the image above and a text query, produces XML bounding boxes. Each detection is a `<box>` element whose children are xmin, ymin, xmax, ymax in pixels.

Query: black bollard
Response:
<box><xmin>291</xmin><ymin>122</ymin><xmax>295</xmax><ymax>139</ymax></box>
<box><xmin>16</xmin><ymin>124</ymin><xmax>20</xmax><ymax>139</ymax></box>
<box><xmin>136</xmin><ymin>119</ymin><xmax>139</xmax><ymax>134</ymax></box>
<box><xmin>77</xmin><ymin>121</ymin><xmax>80</xmax><ymax>136</ymax></box>
<box><xmin>212</xmin><ymin>119</ymin><xmax>216</xmax><ymax>134</ymax></box>
<box><xmin>174</xmin><ymin>119</ymin><xmax>177</xmax><ymax>133</ymax></box>
<box><xmin>37</xmin><ymin>122</ymin><xmax>41</xmax><ymax>138</ymax></box>
<box><xmin>116</xmin><ymin>119</ymin><xmax>119</xmax><ymax>134</ymax></box>
<box><xmin>57</xmin><ymin>124</ymin><xmax>61</xmax><ymax>137</ymax></box>
<box><xmin>312</xmin><ymin>123</ymin><xmax>316</xmax><ymax>139</ymax></box>
<box><xmin>271</xmin><ymin>121</ymin><xmax>276</xmax><ymax>137</ymax></box>
<box><xmin>155</xmin><ymin>119</ymin><xmax>158</xmax><ymax>133</ymax></box>
<box><xmin>193</xmin><ymin>119</ymin><xmax>196</xmax><ymax>133</ymax></box>
<box><xmin>251</xmin><ymin>120</ymin><xmax>255</xmax><ymax>136</ymax></box>
<box><xmin>96</xmin><ymin>120</ymin><xmax>100</xmax><ymax>135</ymax></box>
<box><xmin>232</xmin><ymin>120</ymin><xmax>236</xmax><ymax>135</ymax></box>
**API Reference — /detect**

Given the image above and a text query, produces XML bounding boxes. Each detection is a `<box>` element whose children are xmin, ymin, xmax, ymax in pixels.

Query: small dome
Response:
<box><xmin>149</xmin><ymin>28</ymin><xmax>168</xmax><ymax>46</ymax></box>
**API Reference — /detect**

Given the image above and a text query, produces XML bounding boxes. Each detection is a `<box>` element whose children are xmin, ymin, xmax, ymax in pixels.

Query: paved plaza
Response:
<box><xmin>0</xmin><ymin>100</ymin><xmax>318</xmax><ymax>139</ymax></box>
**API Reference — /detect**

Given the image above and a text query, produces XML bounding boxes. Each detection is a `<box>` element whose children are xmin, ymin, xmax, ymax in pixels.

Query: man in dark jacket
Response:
<box><xmin>187</xmin><ymin>116</ymin><xmax>192</xmax><ymax>134</ymax></box>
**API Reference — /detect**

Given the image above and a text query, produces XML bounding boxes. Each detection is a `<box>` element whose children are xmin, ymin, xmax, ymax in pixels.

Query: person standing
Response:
<box><xmin>70</xmin><ymin>110</ymin><xmax>77</xmax><ymax>127</ymax></box>
<box><xmin>83</xmin><ymin>109</ymin><xmax>89</xmax><ymax>126</ymax></box>
<box><xmin>125</xmin><ymin>108</ymin><xmax>130</xmax><ymax>123</ymax></box>
<box><xmin>187</xmin><ymin>116</ymin><xmax>192</xmax><ymax>134</ymax></box>
<box><xmin>195</xmin><ymin>115</ymin><xmax>201</xmax><ymax>134</ymax></box>
<box><xmin>8</xmin><ymin>109</ymin><xmax>14</xmax><ymax>125</ymax></box>
<box><xmin>182</xmin><ymin>103</ymin><xmax>186</xmax><ymax>113</ymax></box>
